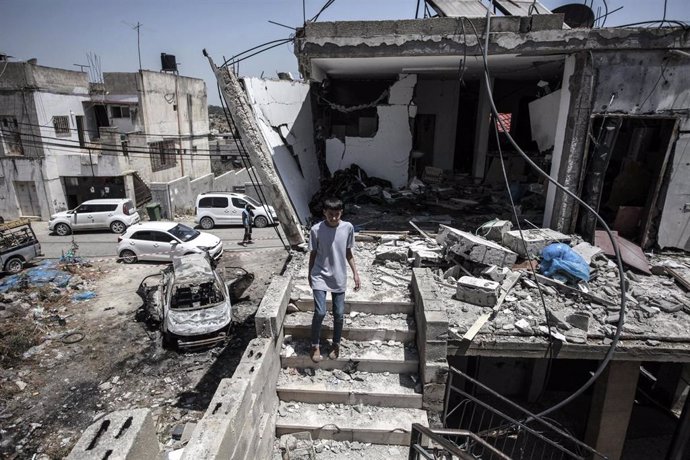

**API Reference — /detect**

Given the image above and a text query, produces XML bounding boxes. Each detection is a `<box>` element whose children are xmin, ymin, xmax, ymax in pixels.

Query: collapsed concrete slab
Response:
<box><xmin>502</xmin><ymin>228</ymin><xmax>571</xmax><ymax>258</ymax></box>
<box><xmin>437</xmin><ymin>225</ymin><xmax>518</xmax><ymax>267</ymax></box>
<box><xmin>478</xmin><ymin>220</ymin><xmax>513</xmax><ymax>243</ymax></box>
<box><xmin>456</xmin><ymin>276</ymin><xmax>501</xmax><ymax>307</ymax></box>
<box><xmin>374</xmin><ymin>244</ymin><xmax>409</xmax><ymax>264</ymax></box>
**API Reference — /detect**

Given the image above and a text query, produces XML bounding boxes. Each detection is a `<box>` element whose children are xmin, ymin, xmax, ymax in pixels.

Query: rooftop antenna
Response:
<box><xmin>73</xmin><ymin>63</ymin><xmax>90</xmax><ymax>73</ymax></box>
<box><xmin>122</xmin><ymin>21</ymin><xmax>143</xmax><ymax>70</ymax></box>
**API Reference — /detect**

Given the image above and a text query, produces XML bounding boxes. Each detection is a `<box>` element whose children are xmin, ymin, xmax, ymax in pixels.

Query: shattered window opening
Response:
<box><xmin>52</xmin><ymin>115</ymin><xmax>70</xmax><ymax>137</ymax></box>
<box><xmin>170</xmin><ymin>281</ymin><xmax>225</xmax><ymax>310</ymax></box>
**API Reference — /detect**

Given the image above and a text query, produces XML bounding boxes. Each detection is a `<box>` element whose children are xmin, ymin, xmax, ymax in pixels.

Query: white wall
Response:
<box><xmin>243</xmin><ymin>78</ymin><xmax>320</xmax><ymax>223</ymax></box>
<box><xmin>528</xmin><ymin>89</ymin><xmax>562</xmax><ymax>153</ymax></box>
<box><xmin>325</xmin><ymin>74</ymin><xmax>417</xmax><ymax>189</ymax></box>
<box><xmin>414</xmin><ymin>78</ymin><xmax>460</xmax><ymax>171</ymax></box>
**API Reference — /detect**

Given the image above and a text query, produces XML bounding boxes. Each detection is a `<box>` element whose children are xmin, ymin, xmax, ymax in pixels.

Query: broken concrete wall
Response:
<box><xmin>243</xmin><ymin>78</ymin><xmax>319</xmax><ymax>224</ymax></box>
<box><xmin>529</xmin><ymin>89</ymin><xmax>562</xmax><ymax>153</ymax></box>
<box><xmin>325</xmin><ymin>74</ymin><xmax>417</xmax><ymax>188</ymax></box>
<box><xmin>414</xmin><ymin>78</ymin><xmax>460</xmax><ymax>171</ymax></box>
<box><xmin>556</xmin><ymin>50</ymin><xmax>690</xmax><ymax>249</ymax></box>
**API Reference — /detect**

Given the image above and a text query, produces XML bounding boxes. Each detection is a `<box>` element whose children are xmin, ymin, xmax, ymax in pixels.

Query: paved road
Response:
<box><xmin>32</xmin><ymin>219</ymin><xmax>290</xmax><ymax>260</ymax></box>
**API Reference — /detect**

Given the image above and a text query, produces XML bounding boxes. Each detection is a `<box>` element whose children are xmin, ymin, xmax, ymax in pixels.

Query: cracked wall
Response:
<box><xmin>243</xmin><ymin>78</ymin><xmax>320</xmax><ymax>223</ymax></box>
<box><xmin>325</xmin><ymin>74</ymin><xmax>417</xmax><ymax>188</ymax></box>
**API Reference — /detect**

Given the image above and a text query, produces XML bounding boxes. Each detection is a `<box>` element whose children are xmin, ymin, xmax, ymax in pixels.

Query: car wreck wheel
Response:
<box><xmin>110</xmin><ymin>221</ymin><xmax>126</xmax><ymax>234</ymax></box>
<box><xmin>55</xmin><ymin>223</ymin><xmax>71</xmax><ymax>236</ymax></box>
<box><xmin>162</xmin><ymin>332</ymin><xmax>177</xmax><ymax>350</ymax></box>
<box><xmin>200</xmin><ymin>217</ymin><xmax>214</xmax><ymax>230</ymax></box>
<box><xmin>4</xmin><ymin>257</ymin><xmax>24</xmax><ymax>274</ymax></box>
<box><xmin>120</xmin><ymin>250</ymin><xmax>137</xmax><ymax>264</ymax></box>
<box><xmin>254</xmin><ymin>216</ymin><xmax>268</xmax><ymax>228</ymax></box>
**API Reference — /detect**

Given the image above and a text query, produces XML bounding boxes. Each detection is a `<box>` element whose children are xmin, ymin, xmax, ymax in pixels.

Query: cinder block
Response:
<box><xmin>502</xmin><ymin>228</ymin><xmax>570</xmax><ymax>258</ymax></box>
<box><xmin>437</xmin><ymin>225</ymin><xmax>518</xmax><ymax>267</ymax></box>
<box><xmin>255</xmin><ymin>275</ymin><xmax>293</xmax><ymax>338</ymax></box>
<box><xmin>456</xmin><ymin>276</ymin><xmax>500</xmax><ymax>307</ymax></box>
<box><xmin>425</xmin><ymin>310</ymin><xmax>449</xmax><ymax>341</ymax></box>
<box><xmin>423</xmin><ymin>383</ymin><xmax>447</xmax><ymax>412</ymax></box>
<box><xmin>478</xmin><ymin>220</ymin><xmax>513</xmax><ymax>243</ymax></box>
<box><xmin>424</xmin><ymin>362</ymin><xmax>449</xmax><ymax>384</ymax></box>
<box><xmin>251</xmin><ymin>412</ymin><xmax>277</xmax><ymax>460</ymax></box>
<box><xmin>412</xmin><ymin>248</ymin><xmax>443</xmax><ymax>268</ymax></box>
<box><xmin>425</xmin><ymin>340</ymin><xmax>448</xmax><ymax>363</ymax></box>
<box><xmin>67</xmin><ymin>409</ymin><xmax>159</xmax><ymax>460</ymax></box>
<box><xmin>183</xmin><ymin>378</ymin><xmax>251</xmax><ymax>460</ymax></box>
<box><xmin>374</xmin><ymin>244</ymin><xmax>409</xmax><ymax>263</ymax></box>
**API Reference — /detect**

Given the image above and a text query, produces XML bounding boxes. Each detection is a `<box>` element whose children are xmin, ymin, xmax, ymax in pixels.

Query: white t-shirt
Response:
<box><xmin>308</xmin><ymin>220</ymin><xmax>354</xmax><ymax>293</ymax></box>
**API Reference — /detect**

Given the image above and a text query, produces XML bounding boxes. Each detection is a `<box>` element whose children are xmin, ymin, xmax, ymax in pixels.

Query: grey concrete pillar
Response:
<box><xmin>585</xmin><ymin>360</ymin><xmax>640</xmax><ymax>460</ymax></box>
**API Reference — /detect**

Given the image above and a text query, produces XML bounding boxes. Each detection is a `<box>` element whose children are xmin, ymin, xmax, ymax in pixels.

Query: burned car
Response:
<box><xmin>137</xmin><ymin>253</ymin><xmax>232</xmax><ymax>349</ymax></box>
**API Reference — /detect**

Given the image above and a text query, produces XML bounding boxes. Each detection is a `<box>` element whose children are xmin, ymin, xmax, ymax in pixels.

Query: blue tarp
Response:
<box><xmin>72</xmin><ymin>291</ymin><xmax>96</xmax><ymax>301</ymax></box>
<box><xmin>540</xmin><ymin>243</ymin><xmax>590</xmax><ymax>283</ymax></box>
<box><xmin>0</xmin><ymin>260</ymin><xmax>72</xmax><ymax>293</ymax></box>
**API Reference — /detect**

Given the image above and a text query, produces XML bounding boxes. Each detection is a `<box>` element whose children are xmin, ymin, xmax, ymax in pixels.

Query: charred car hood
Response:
<box><xmin>165</xmin><ymin>301</ymin><xmax>232</xmax><ymax>337</ymax></box>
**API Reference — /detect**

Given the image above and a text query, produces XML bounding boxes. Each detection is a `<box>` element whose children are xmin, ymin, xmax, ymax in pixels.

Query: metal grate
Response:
<box><xmin>410</xmin><ymin>366</ymin><xmax>609</xmax><ymax>460</ymax></box>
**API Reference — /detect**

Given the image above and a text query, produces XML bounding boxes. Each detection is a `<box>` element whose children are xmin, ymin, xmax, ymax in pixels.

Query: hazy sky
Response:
<box><xmin>2</xmin><ymin>0</ymin><xmax>688</xmax><ymax>105</ymax></box>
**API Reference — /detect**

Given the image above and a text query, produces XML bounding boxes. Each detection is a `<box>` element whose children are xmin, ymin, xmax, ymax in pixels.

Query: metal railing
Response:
<box><xmin>408</xmin><ymin>366</ymin><xmax>608</xmax><ymax>460</ymax></box>
<box><xmin>447</xmin><ymin>366</ymin><xmax>608</xmax><ymax>459</ymax></box>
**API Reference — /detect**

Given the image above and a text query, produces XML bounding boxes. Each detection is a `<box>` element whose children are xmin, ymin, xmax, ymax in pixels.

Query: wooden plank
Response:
<box><xmin>462</xmin><ymin>272</ymin><xmax>522</xmax><ymax>342</ymax></box>
<box><xmin>532</xmin><ymin>273</ymin><xmax>617</xmax><ymax>307</ymax></box>
<box><xmin>651</xmin><ymin>265</ymin><xmax>690</xmax><ymax>292</ymax></box>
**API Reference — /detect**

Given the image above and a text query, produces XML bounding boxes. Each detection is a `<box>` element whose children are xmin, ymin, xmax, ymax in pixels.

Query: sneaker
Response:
<box><xmin>310</xmin><ymin>346</ymin><xmax>322</xmax><ymax>363</ymax></box>
<box><xmin>247</xmin><ymin>240</ymin><xmax>255</xmax><ymax>244</ymax></box>
<box><xmin>328</xmin><ymin>343</ymin><xmax>340</xmax><ymax>360</ymax></box>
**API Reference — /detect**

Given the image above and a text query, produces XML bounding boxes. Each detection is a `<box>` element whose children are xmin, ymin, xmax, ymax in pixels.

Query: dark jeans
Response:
<box><xmin>310</xmin><ymin>290</ymin><xmax>345</xmax><ymax>347</ymax></box>
<box><xmin>242</xmin><ymin>225</ymin><xmax>252</xmax><ymax>242</ymax></box>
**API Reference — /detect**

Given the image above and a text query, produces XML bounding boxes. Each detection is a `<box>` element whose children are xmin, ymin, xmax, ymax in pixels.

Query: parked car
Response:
<box><xmin>194</xmin><ymin>192</ymin><xmax>278</xmax><ymax>230</ymax></box>
<box><xmin>117</xmin><ymin>222</ymin><xmax>223</xmax><ymax>264</ymax></box>
<box><xmin>136</xmin><ymin>253</ymin><xmax>232</xmax><ymax>349</ymax></box>
<box><xmin>49</xmin><ymin>198</ymin><xmax>140</xmax><ymax>236</ymax></box>
<box><xmin>0</xmin><ymin>218</ymin><xmax>42</xmax><ymax>274</ymax></box>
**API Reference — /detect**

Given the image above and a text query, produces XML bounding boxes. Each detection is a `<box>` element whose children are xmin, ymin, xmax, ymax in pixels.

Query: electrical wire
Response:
<box><xmin>220</xmin><ymin>38</ymin><xmax>294</xmax><ymax>69</ymax></box>
<box><xmin>215</xmin><ymin>73</ymin><xmax>290</xmax><ymax>251</ymax></box>
<box><xmin>310</xmin><ymin>0</ymin><xmax>336</xmax><ymax>22</ymax></box>
<box><xmin>478</xmin><ymin>3</ymin><xmax>627</xmax><ymax>420</ymax></box>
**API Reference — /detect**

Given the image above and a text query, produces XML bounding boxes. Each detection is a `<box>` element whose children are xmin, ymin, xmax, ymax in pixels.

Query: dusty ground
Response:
<box><xmin>0</xmin><ymin>247</ymin><xmax>289</xmax><ymax>459</ymax></box>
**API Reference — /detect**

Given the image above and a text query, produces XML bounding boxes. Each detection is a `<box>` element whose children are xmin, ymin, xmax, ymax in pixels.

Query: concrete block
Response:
<box><xmin>252</xmin><ymin>412</ymin><xmax>277</xmax><ymax>460</ymax></box>
<box><xmin>572</xmin><ymin>242</ymin><xmax>603</xmax><ymax>264</ymax></box>
<box><xmin>255</xmin><ymin>275</ymin><xmax>293</xmax><ymax>338</ymax></box>
<box><xmin>424</xmin><ymin>340</ymin><xmax>448</xmax><ymax>363</ymax></box>
<box><xmin>424</xmin><ymin>362</ymin><xmax>449</xmax><ymax>384</ymax></box>
<box><xmin>481</xmin><ymin>265</ymin><xmax>510</xmax><ymax>283</ymax></box>
<box><xmin>502</xmin><ymin>228</ymin><xmax>571</xmax><ymax>258</ymax></box>
<box><xmin>67</xmin><ymin>409</ymin><xmax>159</xmax><ymax>460</ymax></box>
<box><xmin>423</xmin><ymin>383</ymin><xmax>447</xmax><ymax>412</ymax></box>
<box><xmin>425</xmin><ymin>310</ymin><xmax>449</xmax><ymax>341</ymax></box>
<box><xmin>478</xmin><ymin>220</ymin><xmax>513</xmax><ymax>243</ymax></box>
<box><xmin>374</xmin><ymin>244</ymin><xmax>409</xmax><ymax>263</ymax></box>
<box><xmin>413</xmin><ymin>248</ymin><xmax>443</xmax><ymax>267</ymax></box>
<box><xmin>456</xmin><ymin>276</ymin><xmax>500</xmax><ymax>307</ymax></box>
<box><xmin>437</xmin><ymin>225</ymin><xmax>518</xmax><ymax>267</ymax></box>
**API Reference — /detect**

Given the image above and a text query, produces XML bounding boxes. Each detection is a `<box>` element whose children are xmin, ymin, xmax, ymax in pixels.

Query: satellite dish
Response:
<box><xmin>553</xmin><ymin>4</ymin><xmax>596</xmax><ymax>28</ymax></box>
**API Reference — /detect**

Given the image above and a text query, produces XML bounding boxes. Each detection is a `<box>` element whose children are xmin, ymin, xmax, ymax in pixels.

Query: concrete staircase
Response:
<box><xmin>276</xmin><ymin>298</ymin><xmax>429</xmax><ymax>452</ymax></box>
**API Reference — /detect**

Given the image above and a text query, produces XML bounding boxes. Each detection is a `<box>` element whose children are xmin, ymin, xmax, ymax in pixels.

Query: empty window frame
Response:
<box><xmin>110</xmin><ymin>106</ymin><xmax>131</xmax><ymax>119</ymax></box>
<box><xmin>53</xmin><ymin>115</ymin><xmax>70</xmax><ymax>136</ymax></box>
<box><xmin>149</xmin><ymin>140</ymin><xmax>178</xmax><ymax>172</ymax></box>
<box><xmin>0</xmin><ymin>116</ymin><xmax>24</xmax><ymax>155</ymax></box>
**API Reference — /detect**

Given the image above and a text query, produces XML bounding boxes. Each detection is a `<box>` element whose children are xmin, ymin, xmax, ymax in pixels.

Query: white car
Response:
<box><xmin>117</xmin><ymin>222</ymin><xmax>223</xmax><ymax>264</ymax></box>
<box><xmin>194</xmin><ymin>192</ymin><xmax>278</xmax><ymax>230</ymax></box>
<box><xmin>49</xmin><ymin>198</ymin><xmax>140</xmax><ymax>235</ymax></box>
<box><xmin>136</xmin><ymin>253</ymin><xmax>232</xmax><ymax>349</ymax></box>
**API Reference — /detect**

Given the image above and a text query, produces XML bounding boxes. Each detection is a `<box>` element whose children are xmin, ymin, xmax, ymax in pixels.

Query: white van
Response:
<box><xmin>194</xmin><ymin>192</ymin><xmax>277</xmax><ymax>230</ymax></box>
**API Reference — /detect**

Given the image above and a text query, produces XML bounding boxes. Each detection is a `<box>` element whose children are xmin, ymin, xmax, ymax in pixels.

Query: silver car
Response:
<box><xmin>136</xmin><ymin>254</ymin><xmax>232</xmax><ymax>349</ymax></box>
<box><xmin>117</xmin><ymin>222</ymin><xmax>223</xmax><ymax>263</ymax></box>
<box><xmin>49</xmin><ymin>198</ymin><xmax>140</xmax><ymax>235</ymax></box>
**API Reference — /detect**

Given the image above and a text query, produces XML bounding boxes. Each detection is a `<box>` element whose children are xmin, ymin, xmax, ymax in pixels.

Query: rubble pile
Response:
<box><xmin>426</xmin><ymin>224</ymin><xmax>690</xmax><ymax>346</ymax></box>
<box><xmin>310</xmin><ymin>165</ymin><xmax>546</xmax><ymax>232</ymax></box>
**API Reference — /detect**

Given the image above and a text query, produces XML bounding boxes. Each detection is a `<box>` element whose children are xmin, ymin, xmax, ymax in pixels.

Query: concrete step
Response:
<box><xmin>277</xmin><ymin>367</ymin><xmax>423</xmax><ymax>409</ymax></box>
<box><xmin>283</xmin><ymin>311</ymin><xmax>416</xmax><ymax>342</ymax></box>
<box><xmin>293</xmin><ymin>299</ymin><xmax>413</xmax><ymax>315</ymax></box>
<box><xmin>281</xmin><ymin>338</ymin><xmax>419</xmax><ymax>374</ymax></box>
<box><xmin>275</xmin><ymin>402</ymin><xmax>428</xmax><ymax>445</ymax></box>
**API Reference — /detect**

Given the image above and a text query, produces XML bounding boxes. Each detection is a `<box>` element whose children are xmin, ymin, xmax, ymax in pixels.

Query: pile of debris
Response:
<box><xmin>409</xmin><ymin>220</ymin><xmax>690</xmax><ymax>346</ymax></box>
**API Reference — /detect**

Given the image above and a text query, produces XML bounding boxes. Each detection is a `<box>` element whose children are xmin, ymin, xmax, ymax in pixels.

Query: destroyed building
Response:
<box><xmin>65</xmin><ymin>2</ymin><xmax>690</xmax><ymax>460</ymax></box>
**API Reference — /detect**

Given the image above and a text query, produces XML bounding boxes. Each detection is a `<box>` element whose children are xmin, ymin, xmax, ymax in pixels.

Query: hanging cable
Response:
<box><xmin>477</xmin><ymin>3</ymin><xmax>627</xmax><ymax>419</ymax></box>
<box><xmin>216</xmin><ymin>79</ymin><xmax>290</xmax><ymax>251</ymax></box>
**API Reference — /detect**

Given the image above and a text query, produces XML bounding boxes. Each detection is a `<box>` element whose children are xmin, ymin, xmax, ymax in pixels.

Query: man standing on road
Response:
<box><xmin>241</xmin><ymin>204</ymin><xmax>254</xmax><ymax>245</ymax></box>
<box><xmin>308</xmin><ymin>197</ymin><xmax>361</xmax><ymax>363</ymax></box>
